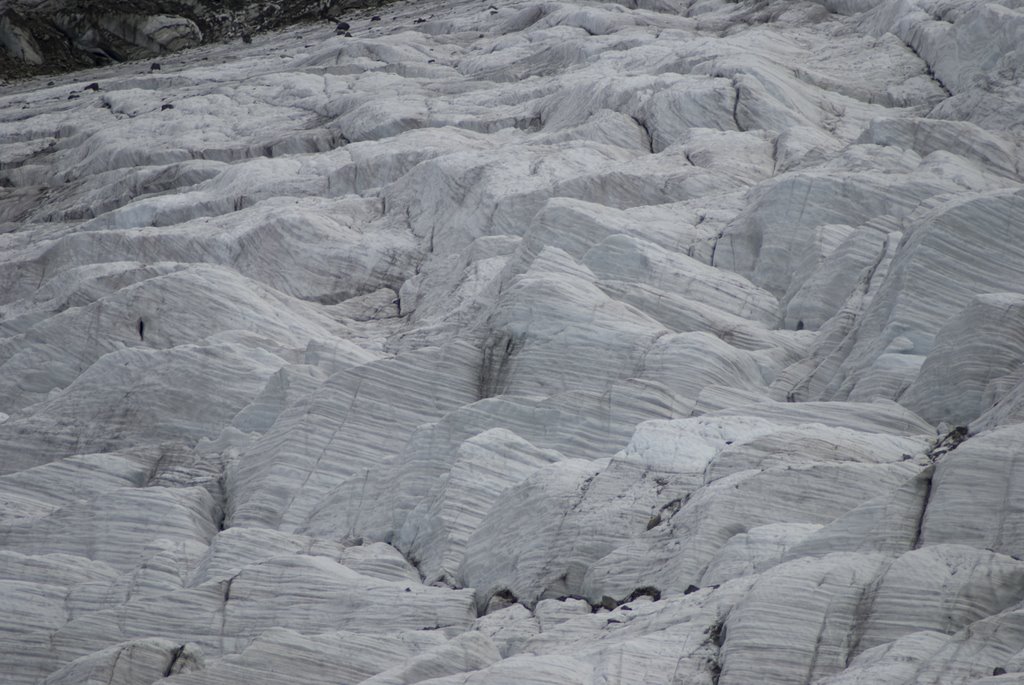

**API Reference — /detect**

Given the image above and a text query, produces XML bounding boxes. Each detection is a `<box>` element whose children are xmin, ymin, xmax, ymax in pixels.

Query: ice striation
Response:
<box><xmin>2</xmin><ymin>0</ymin><xmax>1024</xmax><ymax>682</ymax></box>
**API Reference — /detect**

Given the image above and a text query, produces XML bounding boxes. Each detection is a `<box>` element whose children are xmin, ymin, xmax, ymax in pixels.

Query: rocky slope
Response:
<box><xmin>2</xmin><ymin>0</ymin><xmax>1024</xmax><ymax>682</ymax></box>
<box><xmin>0</xmin><ymin>0</ymin><xmax>361</xmax><ymax>79</ymax></box>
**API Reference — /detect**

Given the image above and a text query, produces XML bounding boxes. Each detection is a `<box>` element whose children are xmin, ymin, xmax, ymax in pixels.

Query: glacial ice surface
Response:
<box><xmin>2</xmin><ymin>0</ymin><xmax>1024</xmax><ymax>682</ymax></box>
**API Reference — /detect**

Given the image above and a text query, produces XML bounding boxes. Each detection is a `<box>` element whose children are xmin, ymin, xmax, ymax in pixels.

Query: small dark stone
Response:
<box><xmin>47</xmin><ymin>80</ymin><xmax>54</xmax><ymax>86</ymax></box>
<box><xmin>85</xmin><ymin>82</ymin><xmax>100</xmax><ymax>91</ymax></box>
<box><xmin>427</xmin><ymin>59</ymin><xmax>435</xmax><ymax>63</ymax></box>
<box><xmin>371</xmin><ymin>15</ymin><xmax>381</xmax><ymax>21</ymax></box>
<box><xmin>161</xmin><ymin>104</ymin><xmax>174</xmax><ymax>111</ymax></box>
<box><xmin>600</xmin><ymin>595</ymin><xmax>617</xmax><ymax>611</ymax></box>
<box><xmin>68</xmin><ymin>93</ymin><xmax>79</xmax><ymax>100</ymax></box>
<box><xmin>101</xmin><ymin>102</ymin><xmax>112</xmax><ymax>109</ymax></box>
<box><xmin>684</xmin><ymin>584</ymin><xmax>700</xmax><ymax>595</ymax></box>
<box><xmin>414</xmin><ymin>17</ymin><xmax>426</xmax><ymax>23</ymax></box>
<box><xmin>994</xmin><ymin>667</ymin><xmax>1007</xmax><ymax>676</ymax></box>
<box><xmin>404</xmin><ymin>587</ymin><xmax>411</xmax><ymax>592</ymax></box>
<box><xmin>336</xmin><ymin>21</ymin><xmax>350</xmax><ymax>31</ymax></box>
<box><xmin>625</xmin><ymin>586</ymin><xmax>662</xmax><ymax>603</ymax></box>
<box><xmin>150</xmin><ymin>62</ymin><xmax>161</xmax><ymax>71</ymax></box>
<box><xmin>490</xmin><ymin>9</ymin><xmax>498</xmax><ymax>14</ymax></box>
<box><xmin>344</xmin><ymin>31</ymin><xmax>352</xmax><ymax>37</ymax></box>
<box><xmin>242</xmin><ymin>32</ymin><xmax>252</xmax><ymax>44</ymax></box>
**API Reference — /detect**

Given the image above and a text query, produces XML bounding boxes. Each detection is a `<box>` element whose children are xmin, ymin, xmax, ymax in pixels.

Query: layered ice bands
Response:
<box><xmin>2</xmin><ymin>0</ymin><xmax>1024</xmax><ymax>683</ymax></box>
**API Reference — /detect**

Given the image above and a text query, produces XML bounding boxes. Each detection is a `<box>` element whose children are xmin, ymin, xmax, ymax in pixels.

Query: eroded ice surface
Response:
<box><xmin>2</xmin><ymin>0</ymin><xmax>1024</xmax><ymax>682</ymax></box>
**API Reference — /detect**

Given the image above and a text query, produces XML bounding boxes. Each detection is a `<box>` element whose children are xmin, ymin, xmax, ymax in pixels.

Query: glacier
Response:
<box><xmin>2</xmin><ymin>0</ymin><xmax>1024</xmax><ymax>682</ymax></box>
